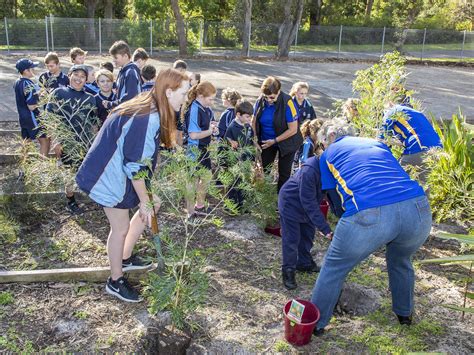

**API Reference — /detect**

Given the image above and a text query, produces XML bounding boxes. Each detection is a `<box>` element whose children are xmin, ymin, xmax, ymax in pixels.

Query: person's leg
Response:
<box><xmin>261</xmin><ymin>145</ymin><xmax>278</xmax><ymax>173</ymax></box>
<box><xmin>122</xmin><ymin>209</ymin><xmax>147</xmax><ymax>260</ymax></box>
<box><xmin>196</xmin><ymin>167</ymin><xmax>212</xmax><ymax>208</ymax></box>
<box><xmin>281</xmin><ymin>216</ymin><xmax>302</xmax><ymax>272</ymax></box>
<box><xmin>104</xmin><ymin>207</ymin><xmax>130</xmax><ymax>280</ymax></box>
<box><xmin>38</xmin><ymin>137</ymin><xmax>50</xmax><ymax>157</ymax></box>
<box><xmin>296</xmin><ymin>222</ymin><xmax>316</xmax><ymax>269</ymax></box>
<box><xmin>386</xmin><ymin>196</ymin><xmax>431</xmax><ymax>318</ymax></box>
<box><xmin>277</xmin><ymin>150</ymin><xmax>296</xmax><ymax>191</ymax></box>
<box><xmin>311</xmin><ymin>206</ymin><xmax>396</xmax><ymax>329</ymax></box>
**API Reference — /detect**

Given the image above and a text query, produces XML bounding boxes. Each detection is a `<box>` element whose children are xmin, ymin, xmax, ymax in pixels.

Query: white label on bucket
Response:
<box><xmin>287</xmin><ymin>299</ymin><xmax>305</xmax><ymax>323</ymax></box>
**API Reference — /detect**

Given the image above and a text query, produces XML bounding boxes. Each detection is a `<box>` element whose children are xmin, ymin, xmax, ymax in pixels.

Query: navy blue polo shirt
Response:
<box><xmin>293</xmin><ymin>98</ymin><xmax>316</xmax><ymax>123</ymax></box>
<box><xmin>95</xmin><ymin>91</ymin><xmax>116</xmax><ymax>124</ymax></box>
<box><xmin>142</xmin><ymin>81</ymin><xmax>154</xmax><ymax>92</ymax></box>
<box><xmin>379</xmin><ymin>105</ymin><xmax>442</xmax><ymax>155</ymax></box>
<box><xmin>319</xmin><ymin>136</ymin><xmax>425</xmax><ymax>217</ymax></box>
<box><xmin>224</xmin><ymin>120</ymin><xmax>254</xmax><ymax>147</ymax></box>
<box><xmin>185</xmin><ymin>100</ymin><xmax>214</xmax><ymax>148</ymax></box>
<box><xmin>84</xmin><ymin>82</ymin><xmax>100</xmax><ymax>96</ymax></box>
<box><xmin>39</xmin><ymin>71</ymin><xmax>69</xmax><ymax>91</ymax></box>
<box><xmin>14</xmin><ymin>77</ymin><xmax>40</xmax><ymax>129</ymax></box>
<box><xmin>218</xmin><ymin>107</ymin><xmax>236</xmax><ymax>138</ymax></box>
<box><xmin>107</xmin><ymin>62</ymin><xmax>141</xmax><ymax>108</ymax></box>
<box><xmin>47</xmin><ymin>86</ymin><xmax>97</xmax><ymax>139</ymax></box>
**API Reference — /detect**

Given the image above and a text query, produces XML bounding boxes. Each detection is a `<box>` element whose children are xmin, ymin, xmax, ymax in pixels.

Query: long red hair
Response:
<box><xmin>112</xmin><ymin>68</ymin><xmax>188</xmax><ymax>148</ymax></box>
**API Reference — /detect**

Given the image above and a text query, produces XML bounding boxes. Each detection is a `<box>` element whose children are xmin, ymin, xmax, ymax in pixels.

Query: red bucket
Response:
<box><xmin>283</xmin><ymin>299</ymin><xmax>320</xmax><ymax>346</ymax></box>
<box><xmin>319</xmin><ymin>199</ymin><xmax>329</xmax><ymax>219</ymax></box>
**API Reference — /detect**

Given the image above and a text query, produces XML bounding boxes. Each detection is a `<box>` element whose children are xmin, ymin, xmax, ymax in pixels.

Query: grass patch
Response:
<box><xmin>274</xmin><ymin>339</ymin><xmax>291</xmax><ymax>352</ymax></box>
<box><xmin>0</xmin><ymin>328</ymin><xmax>35</xmax><ymax>352</ymax></box>
<box><xmin>347</xmin><ymin>259</ymin><xmax>388</xmax><ymax>291</ymax></box>
<box><xmin>0</xmin><ymin>291</ymin><xmax>14</xmax><ymax>306</ymax></box>
<box><xmin>0</xmin><ymin>212</ymin><xmax>19</xmax><ymax>244</ymax></box>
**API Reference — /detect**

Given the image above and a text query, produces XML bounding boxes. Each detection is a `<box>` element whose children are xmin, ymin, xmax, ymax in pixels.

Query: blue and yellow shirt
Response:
<box><xmin>293</xmin><ymin>97</ymin><xmax>316</xmax><ymax>124</ymax></box>
<box><xmin>320</xmin><ymin>136</ymin><xmax>425</xmax><ymax>217</ymax></box>
<box><xmin>253</xmin><ymin>98</ymin><xmax>298</xmax><ymax>141</ymax></box>
<box><xmin>380</xmin><ymin>105</ymin><xmax>442</xmax><ymax>155</ymax></box>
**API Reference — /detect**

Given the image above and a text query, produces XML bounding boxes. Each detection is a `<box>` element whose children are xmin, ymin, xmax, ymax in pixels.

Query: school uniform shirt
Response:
<box><xmin>14</xmin><ymin>77</ymin><xmax>40</xmax><ymax>129</ymax></box>
<box><xmin>95</xmin><ymin>91</ymin><xmax>117</xmax><ymax>124</ymax></box>
<box><xmin>185</xmin><ymin>100</ymin><xmax>214</xmax><ymax>149</ymax></box>
<box><xmin>84</xmin><ymin>82</ymin><xmax>100</xmax><ymax>96</ymax></box>
<box><xmin>218</xmin><ymin>107</ymin><xmax>235</xmax><ymax>138</ymax></box>
<box><xmin>293</xmin><ymin>98</ymin><xmax>316</xmax><ymax>123</ymax></box>
<box><xmin>319</xmin><ymin>136</ymin><xmax>425</xmax><ymax>217</ymax></box>
<box><xmin>142</xmin><ymin>81</ymin><xmax>155</xmax><ymax>92</ymax></box>
<box><xmin>298</xmin><ymin>136</ymin><xmax>315</xmax><ymax>164</ymax></box>
<box><xmin>107</xmin><ymin>62</ymin><xmax>141</xmax><ymax>109</ymax></box>
<box><xmin>254</xmin><ymin>99</ymin><xmax>298</xmax><ymax>141</ymax></box>
<box><xmin>379</xmin><ymin>105</ymin><xmax>442</xmax><ymax>155</ymax></box>
<box><xmin>46</xmin><ymin>86</ymin><xmax>98</xmax><ymax>143</ymax></box>
<box><xmin>224</xmin><ymin>120</ymin><xmax>254</xmax><ymax>147</ymax></box>
<box><xmin>76</xmin><ymin>109</ymin><xmax>161</xmax><ymax>209</ymax></box>
<box><xmin>278</xmin><ymin>156</ymin><xmax>331</xmax><ymax>234</ymax></box>
<box><xmin>38</xmin><ymin>71</ymin><xmax>69</xmax><ymax>91</ymax></box>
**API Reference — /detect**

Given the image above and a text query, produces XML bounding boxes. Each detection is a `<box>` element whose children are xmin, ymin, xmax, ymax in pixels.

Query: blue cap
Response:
<box><xmin>68</xmin><ymin>64</ymin><xmax>88</xmax><ymax>76</ymax></box>
<box><xmin>16</xmin><ymin>58</ymin><xmax>39</xmax><ymax>73</ymax></box>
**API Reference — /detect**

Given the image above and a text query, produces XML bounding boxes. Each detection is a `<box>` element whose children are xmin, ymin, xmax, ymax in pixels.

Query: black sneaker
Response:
<box><xmin>105</xmin><ymin>276</ymin><xmax>142</xmax><ymax>303</ymax></box>
<box><xmin>194</xmin><ymin>205</ymin><xmax>213</xmax><ymax>216</ymax></box>
<box><xmin>313</xmin><ymin>327</ymin><xmax>325</xmax><ymax>336</ymax></box>
<box><xmin>67</xmin><ymin>201</ymin><xmax>84</xmax><ymax>215</ymax></box>
<box><xmin>122</xmin><ymin>254</ymin><xmax>152</xmax><ymax>271</ymax></box>
<box><xmin>296</xmin><ymin>261</ymin><xmax>321</xmax><ymax>273</ymax></box>
<box><xmin>397</xmin><ymin>314</ymin><xmax>412</xmax><ymax>326</ymax></box>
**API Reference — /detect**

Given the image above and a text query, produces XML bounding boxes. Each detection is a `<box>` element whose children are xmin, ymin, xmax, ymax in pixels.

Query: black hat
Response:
<box><xmin>68</xmin><ymin>64</ymin><xmax>88</xmax><ymax>76</ymax></box>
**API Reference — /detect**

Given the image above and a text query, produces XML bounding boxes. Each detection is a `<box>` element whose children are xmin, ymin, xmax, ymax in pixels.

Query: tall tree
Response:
<box><xmin>170</xmin><ymin>0</ymin><xmax>187</xmax><ymax>56</ymax></box>
<box><xmin>309</xmin><ymin>0</ymin><xmax>323</xmax><ymax>27</ymax></box>
<box><xmin>241</xmin><ymin>0</ymin><xmax>252</xmax><ymax>57</ymax></box>
<box><xmin>276</xmin><ymin>0</ymin><xmax>304</xmax><ymax>59</ymax></box>
<box><xmin>365</xmin><ymin>0</ymin><xmax>374</xmax><ymax>20</ymax></box>
<box><xmin>85</xmin><ymin>0</ymin><xmax>100</xmax><ymax>46</ymax></box>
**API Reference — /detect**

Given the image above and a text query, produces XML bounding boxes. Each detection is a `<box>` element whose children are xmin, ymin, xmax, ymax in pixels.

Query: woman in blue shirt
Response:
<box><xmin>310</xmin><ymin>119</ymin><xmax>432</xmax><ymax>335</ymax></box>
<box><xmin>76</xmin><ymin>68</ymin><xmax>190</xmax><ymax>303</ymax></box>
<box><xmin>253</xmin><ymin>76</ymin><xmax>303</xmax><ymax>191</ymax></box>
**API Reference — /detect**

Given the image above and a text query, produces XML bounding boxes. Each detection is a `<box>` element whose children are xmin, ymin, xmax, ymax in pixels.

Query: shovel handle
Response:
<box><xmin>148</xmin><ymin>193</ymin><xmax>159</xmax><ymax>234</ymax></box>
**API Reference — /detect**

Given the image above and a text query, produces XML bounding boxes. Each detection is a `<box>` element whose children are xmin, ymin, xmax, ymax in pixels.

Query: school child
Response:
<box><xmin>173</xmin><ymin>59</ymin><xmax>188</xmax><ymax>73</ymax></box>
<box><xmin>341</xmin><ymin>98</ymin><xmax>359</xmax><ymax>122</ymax></box>
<box><xmin>84</xmin><ymin>65</ymin><xmax>100</xmax><ymax>96</ymax></box>
<box><xmin>296</xmin><ymin>118</ymin><xmax>324</xmax><ymax>166</ymax></box>
<box><xmin>14</xmin><ymin>58</ymin><xmax>49</xmax><ymax>156</ymax></box>
<box><xmin>46</xmin><ymin>65</ymin><xmax>98</xmax><ymax>214</ymax></box>
<box><xmin>70</xmin><ymin>47</ymin><xmax>87</xmax><ymax>65</ymax></box>
<box><xmin>289</xmin><ymin>82</ymin><xmax>317</xmax><ymax>124</ymax></box>
<box><xmin>189</xmin><ymin>72</ymin><xmax>201</xmax><ymax>86</ymax></box>
<box><xmin>38</xmin><ymin>52</ymin><xmax>69</xmax><ymax>91</ymax></box>
<box><xmin>94</xmin><ymin>69</ymin><xmax>116</xmax><ymax>124</ymax></box>
<box><xmin>100</xmin><ymin>61</ymin><xmax>114</xmax><ymax>73</ymax></box>
<box><xmin>184</xmin><ymin>81</ymin><xmax>218</xmax><ymax>217</ymax></box>
<box><xmin>76</xmin><ymin>69</ymin><xmax>190</xmax><ymax>302</ymax></box>
<box><xmin>218</xmin><ymin>88</ymin><xmax>242</xmax><ymax>138</ymax></box>
<box><xmin>132</xmin><ymin>48</ymin><xmax>150</xmax><ymax>70</ymax></box>
<box><xmin>223</xmin><ymin>101</ymin><xmax>254</xmax><ymax>210</ymax></box>
<box><xmin>104</xmin><ymin>40</ymin><xmax>142</xmax><ymax>109</ymax></box>
<box><xmin>141</xmin><ymin>64</ymin><xmax>156</xmax><ymax>92</ymax></box>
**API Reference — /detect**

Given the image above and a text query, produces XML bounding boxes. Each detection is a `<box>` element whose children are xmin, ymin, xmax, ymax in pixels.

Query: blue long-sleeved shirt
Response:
<box><xmin>218</xmin><ymin>107</ymin><xmax>235</xmax><ymax>138</ymax></box>
<box><xmin>106</xmin><ymin>62</ymin><xmax>141</xmax><ymax>109</ymax></box>
<box><xmin>14</xmin><ymin>77</ymin><xmax>40</xmax><ymax>129</ymax></box>
<box><xmin>278</xmin><ymin>156</ymin><xmax>331</xmax><ymax>234</ymax></box>
<box><xmin>76</xmin><ymin>109</ymin><xmax>161</xmax><ymax>209</ymax></box>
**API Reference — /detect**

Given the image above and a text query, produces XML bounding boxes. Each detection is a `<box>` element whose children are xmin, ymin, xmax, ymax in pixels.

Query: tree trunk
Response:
<box><xmin>103</xmin><ymin>0</ymin><xmax>113</xmax><ymax>41</ymax></box>
<box><xmin>276</xmin><ymin>0</ymin><xmax>304</xmax><ymax>59</ymax></box>
<box><xmin>241</xmin><ymin>0</ymin><xmax>252</xmax><ymax>57</ymax></box>
<box><xmin>365</xmin><ymin>0</ymin><xmax>374</xmax><ymax>20</ymax></box>
<box><xmin>104</xmin><ymin>0</ymin><xmax>113</xmax><ymax>19</ymax></box>
<box><xmin>309</xmin><ymin>0</ymin><xmax>323</xmax><ymax>27</ymax></box>
<box><xmin>170</xmin><ymin>0</ymin><xmax>187</xmax><ymax>56</ymax></box>
<box><xmin>85</xmin><ymin>0</ymin><xmax>99</xmax><ymax>48</ymax></box>
<box><xmin>394</xmin><ymin>5</ymin><xmax>422</xmax><ymax>52</ymax></box>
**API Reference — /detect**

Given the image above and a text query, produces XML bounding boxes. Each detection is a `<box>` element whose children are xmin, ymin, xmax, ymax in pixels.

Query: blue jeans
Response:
<box><xmin>311</xmin><ymin>196</ymin><xmax>432</xmax><ymax>329</ymax></box>
<box><xmin>281</xmin><ymin>216</ymin><xmax>316</xmax><ymax>271</ymax></box>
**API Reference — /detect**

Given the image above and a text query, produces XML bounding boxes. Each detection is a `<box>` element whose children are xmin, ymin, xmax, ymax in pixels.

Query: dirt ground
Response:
<box><xmin>0</xmin><ymin>53</ymin><xmax>473</xmax><ymax>125</ymax></box>
<box><xmin>0</xmin><ymin>195</ymin><xmax>473</xmax><ymax>353</ymax></box>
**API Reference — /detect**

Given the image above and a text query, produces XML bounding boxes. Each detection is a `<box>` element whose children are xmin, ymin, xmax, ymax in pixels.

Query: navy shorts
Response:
<box><xmin>21</xmin><ymin>126</ymin><xmax>46</xmax><ymax>140</ymax></box>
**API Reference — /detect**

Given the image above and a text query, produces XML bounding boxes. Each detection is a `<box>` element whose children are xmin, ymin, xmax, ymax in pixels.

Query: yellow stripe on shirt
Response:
<box><xmin>393</xmin><ymin>125</ymin><xmax>407</xmax><ymax>139</ymax></box>
<box><xmin>327</xmin><ymin>161</ymin><xmax>359</xmax><ymax>211</ymax></box>
<box><xmin>396</xmin><ymin>115</ymin><xmax>424</xmax><ymax>149</ymax></box>
<box><xmin>287</xmin><ymin>99</ymin><xmax>297</xmax><ymax>118</ymax></box>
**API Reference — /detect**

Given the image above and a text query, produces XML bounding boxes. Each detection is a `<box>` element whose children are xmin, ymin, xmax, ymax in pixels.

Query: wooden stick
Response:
<box><xmin>0</xmin><ymin>153</ymin><xmax>55</xmax><ymax>164</ymax></box>
<box><xmin>0</xmin><ymin>265</ymin><xmax>156</xmax><ymax>284</ymax></box>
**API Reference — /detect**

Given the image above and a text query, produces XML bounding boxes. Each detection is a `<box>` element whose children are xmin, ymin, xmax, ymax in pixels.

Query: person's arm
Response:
<box><xmin>261</xmin><ymin>99</ymin><xmax>299</xmax><ymax>149</ymax></box>
<box><xmin>298</xmin><ymin>165</ymin><xmax>331</xmax><ymax>235</ymax></box>
<box><xmin>218</xmin><ymin>111</ymin><xmax>229</xmax><ymax>138</ymax></box>
<box><xmin>24</xmin><ymin>82</ymin><xmax>39</xmax><ymax>112</ymax></box>
<box><xmin>325</xmin><ymin>189</ymin><xmax>344</xmax><ymax>218</ymax></box>
<box><xmin>106</xmin><ymin>67</ymin><xmax>141</xmax><ymax>108</ymax></box>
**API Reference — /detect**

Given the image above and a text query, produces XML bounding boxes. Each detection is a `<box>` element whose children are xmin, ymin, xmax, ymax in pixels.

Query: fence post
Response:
<box><xmin>149</xmin><ymin>19</ymin><xmax>153</xmax><ymax>56</ymax></box>
<box><xmin>460</xmin><ymin>29</ymin><xmax>466</xmax><ymax>61</ymax></box>
<box><xmin>98</xmin><ymin>18</ymin><xmax>102</xmax><ymax>55</ymax></box>
<box><xmin>4</xmin><ymin>18</ymin><xmax>9</xmax><ymax>55</ymax></box>
<box><xmin>420</xmin><ymin>27</ymin><xmax>426</xmax><ymax>61</ymax></box>
<box><xmin>199</xmin><ymin>19</ymin><xmax>203</xmax><ymax>55</ymax></box>
<box><xmin>293</xmin><ymin>21</ymin><xmax>299</xmax><ymax>56</ymax></box>
<box><xmin>338</xmin><ymin>25</ymin><xmax>343</xmax><ymax>58</ymax></box>
<box><xmin>381</xmin><ymin>26</ymin><xmax>386</xmax><ymax>55</ymax></box>
<box><xmin>45</xmin><ymin>16</ymin><xmax>49</xmax><ymax>52</ymax></box>
<box><xmin>49</xmin><ymin>14</ymin><xmax>54</xmax><ymax>52</ymax></box>
<box><xmin>247</xmin><ymin>20</ymin><xmax>251</xmax><ymax>57</ymax></box>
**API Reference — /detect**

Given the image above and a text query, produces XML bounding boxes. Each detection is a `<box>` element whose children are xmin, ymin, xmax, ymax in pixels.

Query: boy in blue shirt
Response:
<box><xmin>218</xmin><ymin>88</ymin><xmax>242</xmax><ymax>138</ymax></box>
<box><xmin>104</xmin><ymin>40</ymin><xmax>142</xmax><ymax>110</ymax></box>
<box><xmin>46</xmin><ymin>64</ymin><xmax>98</xmax><ymax>214</ymax></box>
<box><xmin>141</xmin><ymin>64</ymin><xmax>156</xmax><ymax>92</ymax></box>
<box><xmin>14</xmin><ymin>58</ymin><xmax>49</xmax><ymax>156</ymax></box>
<box><xmin>39</xmin><ymin>52</ymin><xmax>69</xmax><ymax>92</ymax></box>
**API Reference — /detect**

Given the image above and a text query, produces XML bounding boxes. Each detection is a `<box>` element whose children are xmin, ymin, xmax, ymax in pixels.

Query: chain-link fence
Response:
<box><xmin>1</xmin><ymin>17</ymin><xmax>472</xmax><ymax>61</ymax></box>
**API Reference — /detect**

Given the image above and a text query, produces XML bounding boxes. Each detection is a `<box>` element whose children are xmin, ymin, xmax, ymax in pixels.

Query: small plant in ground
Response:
<box><xmin>0</xmin><ymin>291</ymin><xmax>14</xmax><ymax>306</ymax></box>
<box><xmin>73</xmin><ymin>310</ymin><xmax>89</xmax><ymax>320</ymax></box>
<box><xmin>273</xmin><ymin>339</ymin><xmax>291</xmax><ymax>352</ymax></box>
<box><xmin>0</xmin><ymin>211</ymin><xmax>19</xmax><ymax>244</ymax></box>
<box><xmin>424</xmin><ymin>112</ymin><xmax>473</xmax><ymax>225</ymax></box>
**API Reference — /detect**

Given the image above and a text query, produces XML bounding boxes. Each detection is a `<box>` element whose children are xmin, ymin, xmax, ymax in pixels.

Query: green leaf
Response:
<box><xmin>418</xmin><ymin>254</ymin><xmax>474</xmax><ymax>264</ymax></box>
<box><xmin>436</xmin><ymin>232</ymin><xmax>474</xmax><ymax>245</ymax></box>
<box><xmin>443</xmin><ymin>304</ymin><xmax>474</xmax><ymax>313</ymax></box>
<box><xmin>467</xmin><ymin>292</ymin><xmax>474</xmax><ymax>300</ymax></box>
